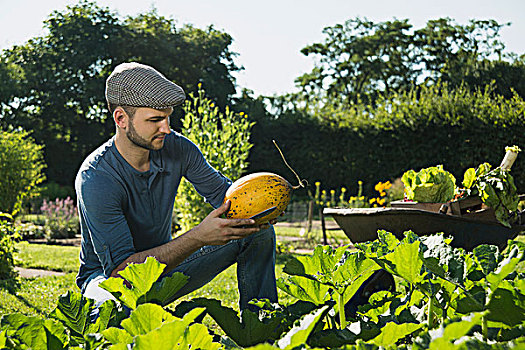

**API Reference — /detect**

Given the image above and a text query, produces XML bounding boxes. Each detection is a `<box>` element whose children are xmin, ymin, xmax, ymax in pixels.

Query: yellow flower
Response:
<box><xmin>358</xmin><ymin>180</ymin><xmax>363</xmax><ymax>185</ymax></box>
<box><xmin>322</xmin><ymin>190</ymin><xmax>326</xmax><ymax>195</ymax></box>
<box><xmin>315</xmin><ymin>182</ymin><xmax>320</xmax><ymax>187</ymax></box>
<box><xmin>384</xmin><ymin>181</ymin><xmax>392</xmax><ymax>189</ymax></box>
<box><xmin>240</xmin><ymin>112</ymin><xmax>245</xmax><ymax>116</ymax></box>
<box><xmin>380</xmin><ymin>191</ymin><xmax>386</xmax><ymax>197</ymax></box>
<box><xmin>341</xmin><ymin>187</ymin><xmax>347</xmax><ymax>193</ymax></box>
<box><xmin>375</xmin><ymin>182</ymin><xmax>382</xmax><ymax>192</ymax></box>
<box><xmin>330</xmin><ymin>190</ymin><xmax>335</xmax><ymax>194</ymax></box>
<box><xmin>369</xmin><ymin>198</ymin><xmax>376</xmax><ymax>204</ymax></box>
<box><xmin>378</xmin><ymin>198</ymin><xmax>386</xmax><ymax>205</ymax></box>
<box><xmin>198</xmin><ymin>82</ymin><xmax>202</xmax><ymax>88</ymax></box>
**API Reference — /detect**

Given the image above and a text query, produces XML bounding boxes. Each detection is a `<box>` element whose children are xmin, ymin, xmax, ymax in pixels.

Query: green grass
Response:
<box><xmin>14</xmin><ymin>242</ymin><xmax>80</xmax><ymax>272</ymax></box>
<box><xmin>0</xmin><ymin>273</ymin><xmax>78</xmax><ymax>317</ymax></box>
<box><xmin>2</xmin><ymin>242</ymin><xmax>299</xmax><ymax>320</ymax></box>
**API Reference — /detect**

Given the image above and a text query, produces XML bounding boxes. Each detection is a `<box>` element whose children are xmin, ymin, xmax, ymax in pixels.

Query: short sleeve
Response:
<box><xmin>77</xmin><ymin>171</ymin><xmax>135</xmax><ymax>277</ymax></box>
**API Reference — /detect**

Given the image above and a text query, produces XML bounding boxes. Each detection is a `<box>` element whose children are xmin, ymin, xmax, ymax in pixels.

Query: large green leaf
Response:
<box><xmin>99</xmin><ymin>257</ymin><xmax>188</xmax><ymax>309</ymax></box>
<box><xmin>132</xmin><ymin>309</ymin><xmax>210</xmax><ymax>350</ymax></box>
<box><xmin>332</xmin><ymin>251</ymin><xmax>381</xmax><ymax>296</ymax></box>
<box><xmin>277</xmin><ymin>276</ymin><xmax>331</xmax><ymax>305</ymax></box>
<box><xmin>50</xmin><ymin>290</ymin><xmax>121</xmax><ymax>345</ymax></box>
<box><xmin>277</xmin><ymin>305</ymin><xmax>330</xmax><ymax>349</ymax></box>
<box><xmin>486</xmin><ymin>282</ymin><xmax>525</xmax><ymax>328</ymax></box>
<box><xmin>0</xmin><ymin>313</ymin><xmax>68</xmax><ymax>350</ymax></box>
<box><xmin>472</xmin><ymin>245</ymin><xmax>500</xmax><ymax>276</ymax></box>
<box><xmin>368</xmin><ymin>321</ymin><xmax>423</xmax><ymax>347</ymax></box>
<box><xmin>120</xmin><ymin>303</ymin><xmax>177</xmax><ymax>337</ymax></box>
<box><xmin>420</xmin><ymin>234</ymin><xmax>465</xmax><ymax>285</ymax></box>
<box><xmin>283</xmin><ymin>245</ymin><xmax>349</xmax><ymax>284</ymax></box>
<box><xmin>427</xmin><ymin>312</ymin><xmax>485</xmax><ymax>350</ymax></box>
<box><xmin>486</xmin><ymin>245</ymin><xmax>523</xmax><ymax>290</ymax></box>
<box><xmin>174</xmin><ymin>298</ymin><xmax>287</xmax><ymax>348</ymax></box>
<box><xmin>370</xmin><ymin>240</ymin><xmax>424</xmax><ymax>285</ymax></box>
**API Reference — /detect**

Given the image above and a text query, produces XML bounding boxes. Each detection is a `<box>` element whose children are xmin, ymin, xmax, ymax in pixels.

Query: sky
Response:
<box><xmin>0</xmin><ymin>0</ymin><xmax>524</xmax><ymax>97</ymax></box>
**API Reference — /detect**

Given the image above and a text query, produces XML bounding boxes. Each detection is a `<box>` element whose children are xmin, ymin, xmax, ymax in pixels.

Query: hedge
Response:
<box><xmin>246</xmin><ymin>83</ymin><xmax>525</xmax><ymax>197</ymax></box>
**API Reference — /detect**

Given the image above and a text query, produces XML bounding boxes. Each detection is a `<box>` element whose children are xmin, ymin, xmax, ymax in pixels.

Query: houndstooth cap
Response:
<box><xmin>105</xmin><ymin>62</ymin><xmax>185</xmax><ymax>109</ymax></box>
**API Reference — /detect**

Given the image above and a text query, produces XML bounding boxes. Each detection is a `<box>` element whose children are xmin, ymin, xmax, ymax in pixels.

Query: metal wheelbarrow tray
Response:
<box><xmin>323</xmin><ymin>206</ymin><xmax>525</xmax><ymax>251</ymax></box>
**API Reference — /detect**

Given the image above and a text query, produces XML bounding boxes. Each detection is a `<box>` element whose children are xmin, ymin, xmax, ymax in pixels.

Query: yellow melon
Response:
<box><xmin>223</xmin><ymin>172</ymin><xmax>293</xmax><ymax>225</ymax></box>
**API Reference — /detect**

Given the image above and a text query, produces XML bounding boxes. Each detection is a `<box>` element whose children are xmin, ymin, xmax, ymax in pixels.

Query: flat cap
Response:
<box><xmin>105</xmin><ymin>62</ymin><xmax>185</xmax><ymax>109</ymax></box>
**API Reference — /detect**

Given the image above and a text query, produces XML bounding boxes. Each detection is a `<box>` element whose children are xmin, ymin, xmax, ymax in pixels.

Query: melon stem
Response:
<box><xmin>272</xmin><ymin>140</ymin><xmax>307</xmax><ymax>189</ymax></box>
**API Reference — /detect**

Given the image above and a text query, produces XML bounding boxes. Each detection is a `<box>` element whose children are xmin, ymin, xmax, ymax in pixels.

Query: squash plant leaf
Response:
<box><xmin>333</xmin><ymin>251</ymin><xmax>381</xmax><ymax>299</ymax></box>
<box><xmin>486</xmin><ymin>245</ymin><xmax>523</xmax><ymax>291</ymax></box>
<box><xmin>0</xmin><ymin>314</ymin><xmax>68</xmax><ymax>350</ymax></box>
<box><xmin>120</xmin><ymin>303</ymin><xmax>177</xmax><ymax>337</ymax></box>
<box><xmin>131</xmin><ymin>308</ymin><xmax>209</xmax><ymax>349</ymax></box>
<box><xmin>486</xmin><ymin>282</ymin><xmax>525</xmax><ymax>328</ymax></box>
<box><xmin>420</xmin><ymin>234</ymin><xmax>465</xmax><ymax>285</ymax></box>
<box><xmin>283</xmin><ymin>245</ymin><xmax>349</xmax><ymax>283</ymax></box>
<box><xmin>366</xmin><ymin>240</ymin><xmax>424</xmax><ymax>285</ymax></box>
<box><xmin>368</xmin><ymin>321</ymin><xmax>423</xmax><ymax>347</ymax></box>
<box><xmin>174</xmin><ymin>297</ymin><xmax>286</xmax><ymax>348</ymax></box>
<box><xmin>49</xmin><ymin>291</ymin><xmax>122</xmax><ymax>346</ymax></box>
<box><xmin>425</xmin><ymin>312</ymin><xmax>485</xmax><ymax>349</ymax></box>
<box><xmin>100</xmin><ymin>257</ymin><xmax>188</xmax><ymax>309</ymax></box>
<box><xmin>138</xmin><ymin>272</ymin><xmax>188</xmax><ymax>306</ymax></box>
<box><xmin>277</xmin><ymin>304</ymin><xmax>330</xmax><ymax>349</ymax></box>
<box><xmin>472</xmin><ymin>245</ymin><xmax>500</xmax><ymax>276</ymax></box>
<box><xmin>277</xmin><ymin>276</ymin><xmax>331</xmax><ymax>305</ymax></box>
<box><xmin>308</xmin><ymin>328</ymin><xmax>358</xmax><ymax>348</ymax></box>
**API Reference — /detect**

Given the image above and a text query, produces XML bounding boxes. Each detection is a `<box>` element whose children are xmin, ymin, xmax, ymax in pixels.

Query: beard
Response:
<box><xmin>126</xmin><ymin>120</ymin><xmax>163</xmax><ymax>151</ymax></box>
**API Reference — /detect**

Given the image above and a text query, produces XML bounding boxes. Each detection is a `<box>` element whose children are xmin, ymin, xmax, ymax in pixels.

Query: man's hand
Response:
<box><xmin>191</xmin><ymin>200</ymin><xmax>261</xmax><ymax>246</ymax></box>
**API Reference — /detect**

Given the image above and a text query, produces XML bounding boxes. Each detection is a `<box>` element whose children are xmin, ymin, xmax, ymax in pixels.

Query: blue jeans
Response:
<box><xmin>82</xmin><ymin>225</ymin><xmax>278</xmax><ymax>311</ymax></box>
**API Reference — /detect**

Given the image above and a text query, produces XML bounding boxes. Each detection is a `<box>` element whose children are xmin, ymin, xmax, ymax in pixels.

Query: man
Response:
<box><xmin>75</xmin><ymin>62</ymin><xmax>277</xmax><ymax>310</ymax></box>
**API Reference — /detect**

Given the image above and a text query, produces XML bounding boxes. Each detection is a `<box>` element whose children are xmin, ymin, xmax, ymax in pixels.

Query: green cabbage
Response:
<box><xmin>401</xmin><ymin>165</ymin><xmax>456</xmax><ymax>203</ymax></box>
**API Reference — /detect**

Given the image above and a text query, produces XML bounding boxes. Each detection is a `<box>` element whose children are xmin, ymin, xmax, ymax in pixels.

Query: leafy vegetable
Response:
<box><xmin>401</xmin><ymin>165</ymin><xmax>456</xmax><ymax>203</ymax></box>
<box><xmin>462</xmin><ymin>163</ymin><xmax>519</xmax><ymax>227</ymax></box>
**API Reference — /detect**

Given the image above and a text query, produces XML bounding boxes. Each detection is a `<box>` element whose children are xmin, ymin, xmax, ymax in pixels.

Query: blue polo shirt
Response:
<box><xmin>75</xmin><ymin>131</ymin><xmax>231</xmax><ymax>289</ymax></box>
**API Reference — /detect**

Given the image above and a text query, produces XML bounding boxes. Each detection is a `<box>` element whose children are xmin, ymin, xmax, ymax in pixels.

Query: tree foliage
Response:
<box><xmin>0</xmin><ymin>129</ymin><xmax>46</xmax><ymax>215</ymax></box>
<box><xmin>297</xmin><ymin>17</ymin><xmax>525</xmax><ymax>105</ymax></box>
<box><xmin>0</xmin><ymin>1</ymin><xmax>241</xmax><ymax>187</ymax></box>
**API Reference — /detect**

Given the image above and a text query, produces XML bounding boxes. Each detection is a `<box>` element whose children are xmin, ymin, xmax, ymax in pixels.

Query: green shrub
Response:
<box><xmin>0</xmin><ymin>128</ymin><xmax>46</xmax><ymax>216</ymax></box>
<box><xmin>175</xmin><ymin>86</ymin><xmax>254</xmax><ymax>232</ymax></box>
<box><xmin>0</xmin><ymin>213</ymin><xmax>18</xmax><ymax>281</ymax></box>
<box><xmin>248</xmin><ymin>83</ymin><xmax>525</xmax><ymax>195</ymax></box>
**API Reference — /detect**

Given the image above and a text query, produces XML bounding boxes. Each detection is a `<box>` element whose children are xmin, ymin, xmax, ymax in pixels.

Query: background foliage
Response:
<box><xmin>246</xmin><ymin>83</ymin><xmax>525</xmax><ymax>195</ymax></box>
<box><xmin>175</xmin><ymin>87</ymin><xmax>254</xmax><ymax>232</ymax></box>
<box><xmin>0</xmin><ymin>1</ymin><xmax>523</xmax><ymax>203</ymax></box>
<box><xmin>0</xmin><ymin>0</ymin><xmax>240</xmax><ymax>188</ymax></box>
<box><xmin>0</xmin><ymin>129</ymin><xmax>46</xmax><ymax>215</ymax></box>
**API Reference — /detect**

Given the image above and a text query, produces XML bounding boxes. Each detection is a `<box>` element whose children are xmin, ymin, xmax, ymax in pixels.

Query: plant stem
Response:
<box><xmin>338</xmin><ymin>293</ymin><xmax>347</xmax><ymax>329</ymax></box>
<box><xmin>427</xmin><ymin>295</ymin><xmax>434</xmax><ymax>329</ymax></box>
<box><xmin>482</xmin><ymin>315</ymin><xmax>488</xmax><ymax>340</ymax></box>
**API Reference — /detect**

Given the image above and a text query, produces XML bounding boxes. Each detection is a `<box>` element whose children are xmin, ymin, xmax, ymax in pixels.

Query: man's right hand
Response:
<box><xmin>191</xmin><ymin>200</ymin><xmax>261</xmax><ymax>246</ymax></box>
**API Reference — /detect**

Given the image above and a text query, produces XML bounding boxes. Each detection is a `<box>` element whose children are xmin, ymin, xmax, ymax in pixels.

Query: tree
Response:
<box><xmin>0</xmin><ymin>1</ymin><xmax>241</xmax><ymax>187</ymax></box>
<box><xmin>296</xmin><ymin>17</ymin><xmax>525</xmax><ymax>106</ymax></box>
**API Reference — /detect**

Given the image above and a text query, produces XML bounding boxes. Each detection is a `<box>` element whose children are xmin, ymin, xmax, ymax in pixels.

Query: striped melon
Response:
<box><xmin>224</xmin><ymin>172</ymin><xmax>293</xmax><ymax>225</ymax></box>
